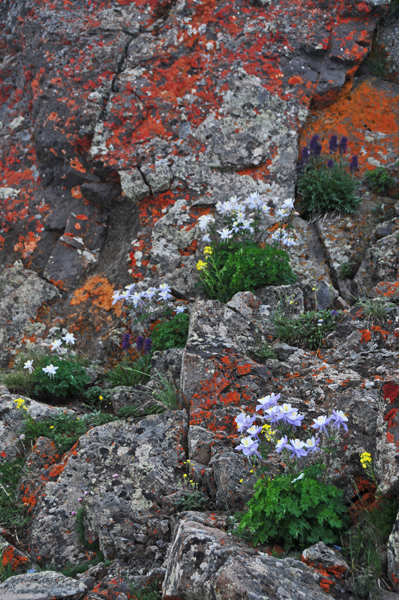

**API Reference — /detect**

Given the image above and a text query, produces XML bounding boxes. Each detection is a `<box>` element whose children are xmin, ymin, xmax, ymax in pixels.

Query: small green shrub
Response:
<box><xmin>365</xmin><ymin>167</ymin><xmax>395</xmax><ymax>194</ymax></box>
<box><xmin>254</xmin><ymin>341</ymin><xmax>278</xmax><ymax>361</ymax></box>
<box><xmin>199</xmin><ymin>242</ymin><xmax>296</xmax><ymax>304</ymax></box>
<box><xmin>152</xmin><ymin>313</ymin><xmax>189</xmax><ymax>351</ymax></box>
<box><xmin>238</xmin><ymin>465</ymin><xmax>350</xmax><ymax>550</ymax></box>
<box><xmin>33</xmin><ymin>356</ymin><xmax>90</xmax><ymax>399</ymax></box>
<box><xmin>76</xmin><ymin>507</ymin><xmax>102</xmax><ymax>554</ymax></box>
<box><xmin>128</xmin><ymin>581</ymin><xmax>160</xmax><ymax>600</ymax></box>
<box><xmin>21</xmin><ymin>410</ymin><xmax>118</xmax><ymax>453</ymax></box>
<box><xmin>0</xmin><ymin>457</ymin><xmax>28</xmax><ymax>530</ymax></box>
<box><xmin>271</xmin><ymin>307</ymin><xmax>342</xmax><ymax>351</ymax></box>
<box><xmin>105</xmin><ymin>354</ymin><xmax>151</xmax><ymax>388</ymax></box>
<box><xmin>83</xmin><ymin>386</ymin><xmax>111</xmax><ymax>407</ymax></box>
<box><xmin>340</xmin><ymin>262</ymin><xmax>354</xmax><ymax>279</ymax></box>
<box><xmin>297</xmin><ymin>135</ymin><xmax>360</xmax><ymax>214</ymax></box>
<box><xmin>176</xmin><ymin>491</ymin><xmax>209</xmax><ymax>512</ymax></box>
<box><xmin>344</xmin><ymin>496</ymin><xmax>398</xmax><ymax>599</ymax></box>
<box><xmin>1</xmin><ymin>349</ymin><xmax>46</xmax><ymax>395</ymax></box>
<box><xmin>355</xmin><ymin>298</ymin><xmax>396</xmax><ymax>323</ymax></box>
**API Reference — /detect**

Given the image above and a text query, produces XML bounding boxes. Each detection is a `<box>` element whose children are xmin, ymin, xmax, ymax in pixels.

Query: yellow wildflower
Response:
<box><xmin>50</xmin><ymin>426</ymin><xmax>54</xmax><ymax>429</ymax></box>
<box><xmin>196</xmin><ymin>260</ymin><xmax>207</xmax><ymax>271</ymax></box>
<box><xmin>204</xmin><ymin>246</ymin><xmax>213</xmax><ymax>255</ymax></box>
<box><xmin>99</xmin><ymin>396</ymin><xmax>103</xmax><ymax>400</ymax></box>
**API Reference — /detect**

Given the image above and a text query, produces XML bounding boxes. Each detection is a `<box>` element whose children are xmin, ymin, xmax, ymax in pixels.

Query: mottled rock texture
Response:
<box><xmin>0</xmin><ymin>571</ymin><xmax>87</xmax><ymax>600</ymax></box>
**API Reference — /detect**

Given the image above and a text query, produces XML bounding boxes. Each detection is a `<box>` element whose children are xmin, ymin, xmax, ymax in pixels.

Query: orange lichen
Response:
<box><xmin>70</xmin><ymin>276</ymin><xmax>122</xmax><ymax>315</ymax></box>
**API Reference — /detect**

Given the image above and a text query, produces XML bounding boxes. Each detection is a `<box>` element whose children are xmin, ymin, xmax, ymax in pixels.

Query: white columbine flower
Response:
<box><xmin>197</xmin><ymin>215</ymin><xmax>214</xmax><ymax>231</ymax></box>
<box><xmin>112</xmin><ymin>290</ymin><xmax>122</xmax><ymax>305</ymax></box>
<box><xmin>24</xmin><ymin>360</ymin><xmax>34</xmax><ymax>374</ymax></box>
<box><xmin>50</xmin><ymin>339</ymin><xmax>63</xmax><ymax>353</ymax></box>
<box><xmin>217</xmin><ymin>228</ymin><xmax>233</xmax><ymax>241</ymax></box>
<box><xmin>144</xmin><ymin>287</ymin><xmax>157</xmax><ymax>300</ymax></box>
<box><xmin>202</xmin><ymin>233</ymin><xmax>211</xmax><ymax>242</ymax></box>
<box><xmin>42</xmin><ymin>364</ymin><xmax>58</xmax><ymax>378</ymax></box>
<box><xmin>175</xmin><ymin>305</ymin><xmax>187</xmax><ymax>314</ymax></box>
<box><xmin>62</xmin><ymin>332</ymin><xmax>76</xmax><ymax>345</ymax></box>
<box><xmin>282</xmin><ymin>198</ymin><xmax>295</xmax><ymax>211</ymax></box>
<box><xmin>158</xmin><ymin>283</ymin><xmax>172</xmax><ymax>292</ymax></box>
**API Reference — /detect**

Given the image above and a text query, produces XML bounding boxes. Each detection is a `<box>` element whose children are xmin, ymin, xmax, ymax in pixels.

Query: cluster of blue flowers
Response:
<box><xmin>235</xmin><ymin>392</ymin><xmax>348</xmax><ymax>462</ymax></box>
<box><xmin>112</xmin><ymin>282</ymin><xmax>187</xmax><ymax>315</ymax></box>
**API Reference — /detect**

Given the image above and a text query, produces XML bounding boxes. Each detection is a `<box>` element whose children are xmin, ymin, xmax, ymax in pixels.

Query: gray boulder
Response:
<box><xmin>0</xmin><ymin>571</ymin><xmax>87</xmax><ymax>600</ymax></box>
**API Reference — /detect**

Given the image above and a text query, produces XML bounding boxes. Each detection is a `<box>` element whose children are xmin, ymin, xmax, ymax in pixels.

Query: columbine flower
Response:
<box><xmin>287</xmin><ymin>439</ymin><xmax>307</xmax><ymax>459</ymax></box>
<box><xmin>159</xmin><ymin>283</ymin><xmax>172</xmax><ymax>292</ymax></box>
<box><xmin>202</xmin><ymin>233</ymin><xmax>211</xmax><ymax>242</ymax></box>
<box><xmin>24</xmin><ymin>360</ymin><xmax>34</xmax><ymax>374</ymax></box>
<box><xmin>112</xmin><ymin>290</ymin><xmax>122</xmax><ymax>305</ymax></box>
<box><xmin>217</xmin><ymin>228</ymin><xmax>233</xmax><ymax>241</ymax></box>
<box><xmin>263</xmin><ymin>405</ymin><xmax>282</xmax><ymax>425</ymax></box>
<box><xmin>42</xmin><ymin>364</ymin><xmax>58</xmax><ymax>378</ymax></box>
<box><xmin>331</xmin><ymin>409</ymin><xmax>348</xmax><ymax>432</ymax></box>
<box><xmin>276</xmin><ymin>403</ymin><xmax>295</xmax><ymax>422</ymax></box>
<box><xmin>144</xmin><ymin>287</ymin><xmax>157</xmax><ymax>300</ymax></box>
<box><xmin>197</xmin><ymin>214</ymin><xmax>214</xmax><ymax>231</ymax></box>
<box><xmin>159</xmin><ymin>289</ymin><xmax>172</xmax><ymax>302</ymax></box>
<box><xmin>286</xmin><ymin>410</ymin><xmax>304</xmax><ymax>427</ymax></box>
<box><xmin>311</xmin><ymin>415</ymin><xmax>331</xmax><ymax>434</ymax></box>
<box><xmin>235</xmin><ymin>436</ymin><xmax>261</xmax><ymax>458</ymax></box>
<box><xmin>305</xmin><ymin>436</ymin><xmax>320</xmax><ymax>453</ymax></box>
<box><xmin>62</xmin><ymin>332</ymin><xmax>76</xmax><ymax>345</ymax></box>
<box><xmin>175</xmin><ymin>305</ymin><xmax>187</xmax><ymax>314</ymax></box>
<box><xmin>275</xmin><ymin>435</ymin><xmax>288</xmax><ymax>453</ymax></box>
<box><xmin>235</xmin><ymin>413</ymin><xmax>256</xmax><ymax>433</ymax></box>
<box><xmin>130</xmin><ymin>292</ymin><xmax>144</xmax><ymax>307</ymax></box>
<box><xmin>282</xmin><ymin>198</ymin><xmax>295</xmax><ymax>211</ymax></box>
<box><xmin>246</xmin><ymin>425</ymin><xmax>263</xmax><ymax>439</ymax></box>
<box><xmin>256</xmin><ymin>393</ymin><xmax>280</xmax><ymax>412</ymax></box>
<box><xmin>50</xmin><ymin>339</ymin><xmax>63</xmax><ymax>353</ymax></box>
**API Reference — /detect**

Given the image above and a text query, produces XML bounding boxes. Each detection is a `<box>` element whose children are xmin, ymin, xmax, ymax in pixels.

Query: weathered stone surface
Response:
<box><xmin>109</xmin><ymin>384</ymin><xmax>151</xmax><ymax>415</ymax></box>
<box><xmin>375</xmin><ymin>379</ymin><xmax>399</xmax><ymax>496</ymax></box>
<box><xmin>388</xmin><ymin>512</ymin><xmax>399</xmax><ymax>592</ymax></box>
<box><xmin>163</xmin><ymin>520</ymin><xmax>330</xmax><ymax>600</ymax></box>
<box><xmin>151</xmin><ymin>348</ymin><xmax>184</xmax><ymax>384</ymax></box>
<box><xmin>119</xmin><ymin>169</ymin><xmax>150</xmax><ymax>202</ymax></box>
<box><xmin>0</xmin><ymin>571</ymin><xmax>87</xmax><ymax>600</ymax></box>
<box><xmin>302</xmin><ymin>542</ymin><xmax>349</xmax><ymax>573</ymax></box>
<box><xmin>27</xmin><ymin>411</ymin><xmax>188</xmax><ymax>569</ymax></box>
<box><xmin>0</xmin><ymin>266</ymin><xmax>59</xmax><ymax>365</ymax></box>
<box><xmin>0</xmin><ymin>386</ymin><xmax>74</xmax><ymax>464</ymax></box>
<box><xmin>0</xmin><ymin>535</ymin><xmax>36</xmax><ymax>576</ymax></box>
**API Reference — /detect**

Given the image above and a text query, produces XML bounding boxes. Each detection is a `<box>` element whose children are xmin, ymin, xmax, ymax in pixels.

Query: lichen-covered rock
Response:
<box><xmin>0</xmin><ymin>571</ymin><xmax>87</xmax><ymax>600</ymax></box>
<box><xmin>0</xmin><ymin>386</ymin><xmax>74</xmax><ymax>464</ymax></box>
<box><xmin>162</xmin><ymin>519</ymin><xmax>331</xmax><ymax>600</ymax></box>
<box><xmin>109</xmin><ymin>384</ymin><xmax>151</xmax><ymax>415</ymax></box>
<box><xmin>27</xmin><ymin>411</ymin><xmax>188</xmax><ymax>569</ymax></box>
<box><xmin>302</xmin><ymin>541</ymin><xmax>349</xmax><ymax>574</ymax></box>
<box><xmin>375</xmin><ymin>379</ymin><xmax>399</xmax><ymax>496</ymax></box>
<box><xmin>0</xmin><ymin>535</ymin><xmax>36</xmax><ymax>576</ymax></box>
<box><xmin>0</xmin><ymin>266</ymin><xmax>59</xmax><ymax>365</ymax></box>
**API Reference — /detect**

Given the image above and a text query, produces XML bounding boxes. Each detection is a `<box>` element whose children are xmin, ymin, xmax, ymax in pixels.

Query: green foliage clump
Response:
<box><xmin>254</xmin><ymin>340</ymin><xmax>278</xmax><ymax>361</ymax></box>
<box><xmin>0</xmin><ymin>457</ymin><xmax>28</xmax><ymax>530</ymax></box>
<box><xmin>176</xmin><ymin>491</ymin><xmax>209</xmax><ymax>512</ymax></box>
<box><xmin>271</xmin><ymin>307</ymin><xmax>341</xmax><ymax>351</ymax></box>
<box><xmin>365</xmin><ymin>166</ymin><xmax>395</xmax><ymax>194</ymax></box>
<box><xmin>83</xmin><ymin>386</ymin><xmax>111</xmax><ymax>407</ymax></box>
<box><xmin>344</xmin><ymin>496</ymin><xmax>398</xmax><ymax>599</ymax></box>
<box><xmin>152</xmin><ymin>313</ymin><xmax>189</xmax><ymax>351</ymax></box>
<box><xmin>340</xmin><ymin>262</ymin><xmax>354</xmax><ymax>279</ymax></box>
<box><xmin>128</xmin><ymin>581</ymin><xmax>160</xmax><ymax>600</ymax></box>
<box><xmin>1</xmin><ymin>349</ymin><xmax>45</xmax><ymax>395</ymax></box>
<box><xmin>297</xmin><ymin>160</ymin><xmax>360</xmax><ymax>214</ymax></box>
<box><xmin>355</xmin><ymin>298</ymin><xmax>396</xmax><ymax>324</ymax></box>
<box><xmin>238</xmin><ymin>465</ymin><xmax>350</xmax><ymax>550</ymax></box>
<box><xmin>33</xmin><ymin>356</ymin><xmax>90</xmax><ymax>399</ymax></box>
<box><xmin>76</xmin><ymin>507</ymin><xmax>102</xmax><ymax>553</ymax></box>
<box><xmin>21</xmin><ymin>410</ymin><xmax>118</xmax><ymax>453</ymax></box>
<box><xmin>105</xmin><ymin>354</ymin><xmax>151</xmax><ymax>388</ymax></box>
<box><xmin>199</xmin><ymin>242</ymin><xmax>296</xmax><ymax>304</ymax></box>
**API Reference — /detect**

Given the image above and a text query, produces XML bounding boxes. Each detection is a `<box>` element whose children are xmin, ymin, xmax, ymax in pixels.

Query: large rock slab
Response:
<box><xmin>27</xmin><ymin>411</ymin><xmax>188</xmax><ymax>569</ymax></box>
<box><xmin>0</xmin><ymin>266</ymin><xmax>59</xmax><ymax>365</ymax></box>
<box><xmin>162</xmin><ymin>519</ymin><xmax>330</xmax><ymax>600</ymax></box>
<box><xmin>0</xmin><ymin>571</ymin><xmax>87</xmax><ymax>600</ymax></box>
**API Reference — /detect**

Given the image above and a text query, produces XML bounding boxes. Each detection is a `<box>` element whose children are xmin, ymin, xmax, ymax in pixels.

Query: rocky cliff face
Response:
<box><xmin>1</xmin><ymin>0</ymin><xmax>399</xmax><ymax>599</ymax></box>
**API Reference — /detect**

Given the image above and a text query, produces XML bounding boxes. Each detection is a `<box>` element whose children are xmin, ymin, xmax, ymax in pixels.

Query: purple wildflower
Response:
<box><xmin>287</xmin><ymin>439</ymin><xmax>307</xmax><ymax>459</ymax></box>
<box><xmin>339</xmin><ymin>136</ymin><xmax>348</xmax><ymax>155</ymax></box>
<box><xmin>112</xmin><ymin>474</ymin><xmax>119</xmax><ymax>479</ymax></box>
<box><xmin>331</xmin><ymin>409</ymin><xmax>348</xmax><ymax>432</ymax></box>
<box><xmin>256</xmin><ymin>393</ymin><xmax>280</xmax><ymax>412</ymax></box>
<box><xmin>311</xmin><ymin>415</ymin><xmax>331</xmax><ymax>434</ymax></box>
<box><xmin>329</xmin><ymin>135</ymin><xmax>338</xmax><ymax>153</ymax></box>
<box><xmin>286</xmin><ymin>410</ymin><xmax>305</xmax><ymax>428</ymax></box>
<box><xmin>235</xmin><ymin>436</ymin><xmax>262</xmax><ymax>459</ymax></box>
<box><xmin>350</xmin><ymin>155</ymin><xmax>359</xmax><ymax>173</ymax></box>
<box><xmin>235</xmin><ymin>413</ymin><xmax>257</xmax><ymax>433</ymax></box>
<box><xmin>331</xmin><ymin>310</ymin><xmax>338</xmax><ymax>316</ymax></box>
<box><xmin>309</xmin><ymin>134</ymin><xmax>322</xmax><ymax>156</ymax></box>
<box><xmin>144</xmin><ymin>337</ymin><xmax>152</xmax><ymax>354</ymax></box>
<box><xmin>263</xmin><ymin>405</ymin><xmax>282</xmax><ymax>425</ymax></box>
<box><xmin>305</xmin><ymin>436</ymin><xmax>320</xmax><ymax>453</ymax></box>
<box><xmin>246</xmin><ymin>425</ymin><xmax>263</xmax><ymax>439</ymax></box>
<box><xmin>275</xmin><ymin>435</ymin><xmax>288</xmax><ymax>453</ymax></box>
<box><xmin>327</xmin><ymin>159</ymin><xmax>334</xmax><ymax>169</ymax></box>
<box><xmin>136</xmin><ymin>335</ymin><xmax>145</xmax><ymax>352</ymax></box>
<box><xmin>122</xmin><ymin>333</ymin><xmax>131</xmax><ymax>350</ymax></box>
<box><xmin>71</xmin><ymin>511</ymin><xmax>77</xmax><ymax>516</ymax></box>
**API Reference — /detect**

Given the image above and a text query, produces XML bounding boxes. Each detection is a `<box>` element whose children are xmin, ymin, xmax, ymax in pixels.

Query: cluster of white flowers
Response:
<box><xmin>23</xmin><ymin>331</ymin><xmax>76</xmax><ymax>378</ymax></box>
<box><xmin>270</xmin><ymin>228</ymin><xmax>297</xmax><ymax>247</ymax></box>
<box><xmin>112</xmin><ymin>282</ymin><xmax>187</xmax><ymax>314</ymax></box>
<box><xmin>197</xmin><ymin>193</ymin><xmax>297</xmax><ymax>245</ymax></box>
